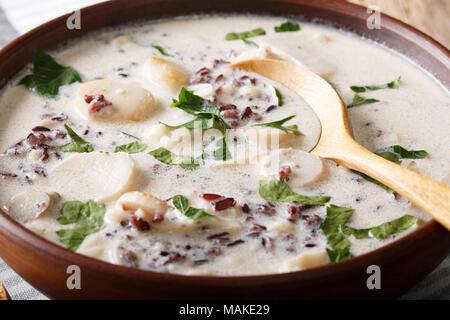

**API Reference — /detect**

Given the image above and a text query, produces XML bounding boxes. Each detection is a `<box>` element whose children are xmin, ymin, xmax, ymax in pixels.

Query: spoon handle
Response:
<box><xmin>322</xmin><ymin>138</ymin><xmax>450</xmax><ymax>230</ymax></box>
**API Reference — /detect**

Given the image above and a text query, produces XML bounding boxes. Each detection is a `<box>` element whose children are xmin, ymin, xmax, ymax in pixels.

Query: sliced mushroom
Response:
<box><xmin>268</xmin><ymin>220</ymin><xmax>295</xmax><ymax>234</ymax></box>
<box><xmin>259</xmin><ymin>148</ymin><xmax>325</xmax><ymax>187</ymax></box>
<box><xmin>77</xmin><ymin>232</ymin><xmax>113</xmax><ymax>259</ymax></box>
<box><xmin>158</xmin><ymin>127</ymin><xmax>203</xmax><ymax>157</ymax></box>
<box><xmin>286</xmin><ymin>249</ymin><xmax>330</xmax><ymax>270</ymax></box>
<box><xmin>77</xmin><ymin>79</ymin><xmax>155</xmax><ymax>121</ymax></box>
<box><xmin>107</xmin><ymin>191</ymin><xmax>243</xmax><ymax>233</ymax></box>
<box><xmin>116</xmin><ymin>191</ymin><xmax>170</xmax><ymax>221</ymax></box>
<box><xmin>5</xmin><ymin>189</ymin><xmax>57</xmax><ymax>223</ymax></box>
<box><xmin>48</xmin><ymin>152</ymin><xmax>136</xmax><ymax>202</ymax></box>
<box><xmin>142</xmin><ymin>123</ymin><xmax>170</xmax><ymax>148</ymax></box>
<box><xmin>147</xmin><ymin>56</ymin><xmax>190</xmax><ymax>93</ymax></box>
<box><xmin>113</xmin><ymin>35</ymin><xmax>137</xmax><ymax>48</ymax></box>
<box><xmin>189</xmin><ymin>83</ymin><xmax>215</xmax><ymax>99</ymax></box>
<box><xmin>234</xmin><ymin>44</ymin><xmax>277</xmax><ymax>62</ymax></box>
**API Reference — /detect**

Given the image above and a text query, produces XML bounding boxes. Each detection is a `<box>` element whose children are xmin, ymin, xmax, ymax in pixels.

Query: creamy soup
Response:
<box><xmin>0</xmin><ymin>15</ymin><xmax>449</xmax><ymax>275</ymax></box>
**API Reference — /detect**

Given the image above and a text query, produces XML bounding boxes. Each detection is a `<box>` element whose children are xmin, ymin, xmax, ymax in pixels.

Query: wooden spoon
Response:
<box><xmin>229</xmin><ymin>58</ymin><xmax>450</xmax><ymax>230</ymax></box>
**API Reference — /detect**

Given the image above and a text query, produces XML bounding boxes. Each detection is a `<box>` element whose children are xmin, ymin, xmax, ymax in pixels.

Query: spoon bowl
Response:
<box><xmin>229</xmin><ymin>58</ymin><xmax>450</xmax><ymax>230</ymax></box>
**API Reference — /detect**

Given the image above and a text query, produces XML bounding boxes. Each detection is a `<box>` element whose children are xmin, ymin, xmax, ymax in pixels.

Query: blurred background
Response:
<box><xmin>0</xmin><ymin>0</ymin><xmax>448</xmax><ymax>48</ymax></box>
<box><xmin>0</xmin><ymin>0</ymin><xmax>448</xmax><ymax>300</ymax></box>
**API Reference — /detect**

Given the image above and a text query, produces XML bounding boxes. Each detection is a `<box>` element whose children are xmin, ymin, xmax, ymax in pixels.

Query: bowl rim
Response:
<box><xmin>0</xmin><ymin>0</ymin><xmax>448</xmax><ymax>284</ymax></box>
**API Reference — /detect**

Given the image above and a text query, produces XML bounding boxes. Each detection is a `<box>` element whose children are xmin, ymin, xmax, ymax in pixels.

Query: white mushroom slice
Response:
<box><xmin>189</xmin><ymin>83</ymin><xmax>215</xmax><ymax>99</ymax></box>
<box><xmin>159</xmin><ymin>127</ymin><xmax>203</xmax><ymax>157</ymax></box>
<box><xmin>235</xmin><ymin>45</ymin><xmax>276</xmax><ymax>61</ymax></box>
<box><xmin>116</xmin><ymin>191</ymin><xmax>170</xmax><ymax>222</ymax></box>
<box><xmin>77</xmin><ymin>79</ymin><xmax>155</xmax><ymax>121</ymax></box>
<box><xmin>268</xmin><ymin>220</ymin><xmax>295</xmax><ymax>234</ymax></box>
<box><xmin>104</xmin><ymin>207</ymin><xmax>129</xmax><ymax>225</ymax></box>
<box><xmin>239</xmin><ymin>85</ymin><xmax>260</xmax><ymax>98</ymax></box>
<box><xmin>5</xmin><ymin>190</ymin><xmax>55</xmax><ymax>223</ymax></box>
<box><xmin>259</xmin><ymin>148</ymin><xmax>324</xmax><ymax>187</ymax></box>
<box><xmin>147</xmin><ymin>56</ymin><xmax>189</xmax><ymax>93</ymax></box>
<box><xmin>142</xmin><ymin>123</ymin><xmax>170</xmax><ymax>148</ymax></box>
<box><xmin>113</xmin><ymin>35</ymin><xmax>137</xmax><ymax>48</ymax></box>
<box><xmin>77</xmin><ymin>232</ymin><xmax>109</xmax><ymax>259</ymax></box>
<box><xmin>48</xmin><ymin>152</ymin><xmax>136</xmax><ymax>202</ymax></box>
<box><xmin>286</xmin><ymin>249</ymin><xmax>330</xmax><ymax>270</ymax></box>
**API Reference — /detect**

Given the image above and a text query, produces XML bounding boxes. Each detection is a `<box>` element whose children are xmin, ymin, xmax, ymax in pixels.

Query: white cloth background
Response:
<box><xmin>0</xmin><ymin>0</ymin><xmax>107</xmax><ymax>34</ymax></box>
<box><xmin>0</xmin><ymin>0</ymin><xmax>448</xmax><ymax>300</ymax></box>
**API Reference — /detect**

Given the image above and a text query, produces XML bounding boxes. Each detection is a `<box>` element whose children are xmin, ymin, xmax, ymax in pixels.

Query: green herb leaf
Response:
<box><xmin>320</xmin><ymin>204</ymin><xmax>420</xmax><ymax>262</ymax></box>
<box><xmin>19</xmin><ymin>49</ymin><xmax>83</xmax><ymax>97</ymax></box>
<box><xmin>252</xmin><ymin>115</ymin><xmax>303</xmax><ymax>136</ymax></box>
<box><xmin>383</xmin><ymin>145</ymin><xmax>428</xmax><ymax>159</ymax></box>
<box><xmin>350</xmin><ymin>77</ymin><xmax>401</xmax><ymax>93</ymax></box>
<box><xmin>56</xmin><ymin>200</ymin><xmax>105</xmax><ymax>251</ymax></box>
<box><xmin>353</xmin><ymin>150</ymin><xmax>396</xmax><ymax>192</ymax></box>
<box><xmin>172</xmin><ymin>195</ymin><xmax>214</xmax><ymax>220</ymax></box>
<box><xmin>352</xmin><ymin>171</ymin><xmax>395</xmax><ymax>193</ymax></box>
<box><xmin>170</xmin><ymin>87</ymin><xmax>220</xmax><ymax>115</ymax></box>
<box><xmin>169</xmin><ymin>88</ymin><xmax>231</xmax><ymax>161</ymax></box>
<box><xmin>274</xmin><ymin>21</ymin><xmax>301</xmax><ymax>32</ymax></box>
<box><xmin>353</xmin><ymin>145</ymin><xmax>428</xmax><ymax>192</ymax></box>
<box><xmin>342</xmin><ymin>215</ymin><xmax>420</xmax><ymax>240</ymax></box>
<box><xmin>162</xmin><ymin>115</ymin><xmax>215</xmax><ymax>130</ymax></box>
<box><xmin>120</xmin><ymin>131</ymin><xmax>141</xmax><ymax>140</ymax></box>
<box><xmin>225</xmin><ymin>28</ymin><xmax>266</xmax><ymax>41</ymax></box>
<box><xmin>151</xmin><ymin>44</ymin><xmax>172</xmax><ymax>57</ymax></box>
<box><xmin>115</xmin><ymin>141</ymin><xmax>147</xmax><ymax>154</ymax></box>
<box><xmin>59</xmin><ymin>124</ymin><xmax>94</xmax><ymax>153</ymax></box>
<box><xmin>274</xmin><ymin>87</ymin><xmax>283</xmax><ymax>106</ymax></box>
<box><xmin>258</xmin><ymin>180</ymin><xmax>331</xmax><ymax>206</ymax></box>
<box><xmin>162</xmin><ymin>114</ymin><xmax>228</xmax><ymax>136</ymax></box>
<box><xmin>149</xmin><ymin>147</ymin><xmax>199</xmax><ymax>170</ymax></box>
<box><xmin>374</xmin><ymin>151</ymin><xmax>402</xmax><ymax>165</ymax></box>
<box><xmin>347</xmin><ymin>94</ymin><xmax>380</xmax><ymax>108</ymax></box>
<box><xmin>326</xmin><ymin>248</ymin><xmax>353</xmax><ymax>262</ymax></box>
<box><xmin>242</xmin><ymin>38</ymin><xmax>259</xmax><ymax>47</ymax></box>
<box><xmin>212</xmin><ymin>137</ymin><xmax>232</xmax><ymax>161</ymax></box>
<box><xmin>320</xmin><ymin>204</ymin><xmax>354</xmax><ymax>236</ymax></box>
<box><xmin>320</xmin><ymin>204</ymin><xmax>354</xmax><ymax>262</ymax></box>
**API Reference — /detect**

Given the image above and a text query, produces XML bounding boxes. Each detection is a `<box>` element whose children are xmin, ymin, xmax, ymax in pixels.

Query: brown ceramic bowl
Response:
<box><xmin>0</xmin><ymin>0</ymin><xmax>448</xmax><ymax>299</ymax></box>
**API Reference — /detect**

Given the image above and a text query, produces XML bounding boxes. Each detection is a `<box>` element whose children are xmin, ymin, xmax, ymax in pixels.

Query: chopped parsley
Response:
<box><xmin>151</xmin><ymin>44</ymin><xmax>172</xmax><ymax>57</ymax></box>
<box><xmin>320</xmin><ymin>204</ymin><xmax>420</xmax><ymax>262</ymax></box>
<box><xmin>19</xmin><ymin>49</ymin><xmax>83</xmax><ymax>97</ymax></box>
<box><xmin>258</xmin><ymin>180</ymin><xmax>331</xmax><ymax>206</ymax></box>
<box><xmin>172</xmin><ymin>195</ymin><xmax>214</xmax><ymax>220</ymax></box>
<box><xmin>252</xmin><ymin>115</ymin><xmax>303</xmax><ymax>136</ymax></box>
<box><xmin>149</xmin><ymin>147</ymin><xmax>199</xmax><ymax>170</ymax></box>
<box><xmin>350</xmin><ymin>77</ymin><xmax>401</xmax><ymax>93</ymax></box>
<box><xmin>59</xmin><ymin>124</ymin><xmax>94</xmax><ymax>153</ymax></box>
<box><xmin>225</xmin><ymin>27</ymin><xmax>266</xmax><ymax>45</ymax></box>
<box><xmin>274</xmin><ymin>21</ymin><xmax>301</xmax><ymax>32</ymax></box>
<box><xmin>347</xmin><ymin>94</ymin><xmax>380</xmax><ymax>108</ymax></box>
<box><xmin>56</xmin><ymin>200</ymin><xmax>106</xmax><ymax>251</ymax></box>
